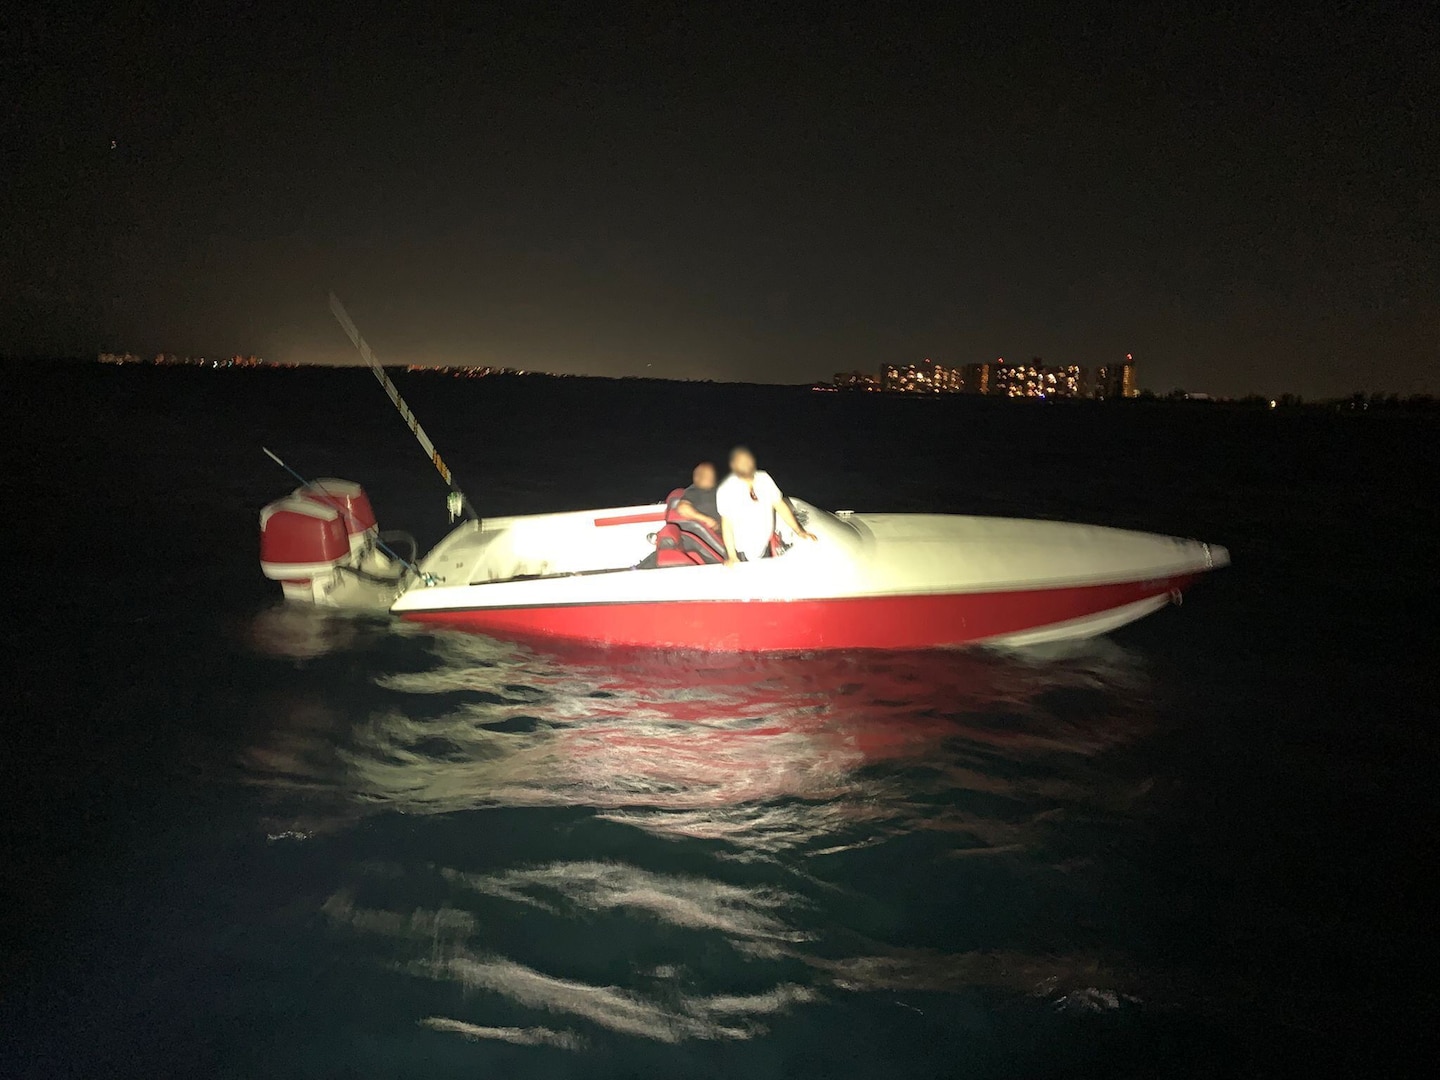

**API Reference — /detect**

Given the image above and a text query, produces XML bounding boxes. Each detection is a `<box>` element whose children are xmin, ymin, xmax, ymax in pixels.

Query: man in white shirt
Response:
<box><xmin>715</xmin><ymin>446</ymin><xmax>816</xmax><ymax>565</ymax></box>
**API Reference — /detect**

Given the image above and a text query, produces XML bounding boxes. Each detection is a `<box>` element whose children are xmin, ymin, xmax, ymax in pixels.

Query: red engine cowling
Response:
<box><xmin>260</xmin><ymin>496</ymin><xmax>350</xmax><ymax>601</ymax></box>
<box><xmin>293</xmin><ymin>479</ymin><xmax>377</xmax><ymax>554</ymax></box>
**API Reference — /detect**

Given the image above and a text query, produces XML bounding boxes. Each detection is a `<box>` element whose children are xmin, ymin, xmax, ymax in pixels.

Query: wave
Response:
<box><xmin>239</xmin><ymin>620</ymin><xmax>1156</xmax><ymax>852</ymax></box>
<box><xmin>240</xmin><ymin>616</ymin><xmax>1158</xmax><ymax>1047</ymax></box>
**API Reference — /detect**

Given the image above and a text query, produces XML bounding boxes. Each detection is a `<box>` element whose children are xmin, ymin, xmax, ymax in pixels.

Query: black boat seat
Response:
<box><xmin>651</xmin><ymin>487</ymin><xmax>725</xmax><ymax>566</ymax></box>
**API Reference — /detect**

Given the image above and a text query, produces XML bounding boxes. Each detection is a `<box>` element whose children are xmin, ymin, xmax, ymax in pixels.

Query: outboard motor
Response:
<box><xmin>259</xmin><ymin>496</ymin><xmax>352</xmax><ymax>602</ymax></box>
<box><xmin>292</xmin><ymin>478</ymin><xmax>377</xmax><ymax>558</ymax></box>
<box><xmin>259</xmin><ymin>479</ymin><xmax>397</xmax><ymax>604</ymax></box>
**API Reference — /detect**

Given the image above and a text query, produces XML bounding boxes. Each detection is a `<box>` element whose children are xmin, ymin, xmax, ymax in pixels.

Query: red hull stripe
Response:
<box><xmin>402</xmin><ymin>575</ymin><xmax>1199</xmax><ymax>651</ymax></box>
<box><xmin>593</xmin><ymin>511</ymin><xmax>666</xmax><ymax>527</ymax></box>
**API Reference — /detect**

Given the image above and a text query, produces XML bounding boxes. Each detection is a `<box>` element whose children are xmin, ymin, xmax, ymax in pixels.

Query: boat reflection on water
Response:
<box><xmin>242</xmin><ymin>613</ymin><xmax>1155</xmax><ymax>851</ymax></box>
<box><xmin>240</xmin><ymin>610</ymin><xmax>1162</xmax><ymax>1049</ymax></box>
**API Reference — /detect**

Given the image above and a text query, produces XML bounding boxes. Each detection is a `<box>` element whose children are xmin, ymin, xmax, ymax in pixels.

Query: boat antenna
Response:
<box><xmin>328</xmin><ymin>292</ymin><xmax>479</xmax><ymax>522</ymax></box>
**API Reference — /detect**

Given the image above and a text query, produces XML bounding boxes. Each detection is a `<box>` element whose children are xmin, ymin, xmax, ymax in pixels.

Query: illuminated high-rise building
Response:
<box><xmin>878</xmin><ymin>358</ymin><xmax>963</xmax><ymax>393</ymax></box>
<box><xmin>985</xmin><ymin>357</ymin><xmax>1085</xmax><ymax>399</ymax></box>
<box><xmin>874</xmin><ymin>356</ymin><xmax>1090</xmax><ymax>398</ymax></box>
<box><xmin>1092</xmin><ymin>353</ymin><xmax>1138</xmax><ymax>399</ymax></box>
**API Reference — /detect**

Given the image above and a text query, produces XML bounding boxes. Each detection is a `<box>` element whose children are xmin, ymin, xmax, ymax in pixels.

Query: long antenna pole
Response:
<box><xmin>328</xmin><ymin>292</ymin><xmax>478</xmax><ymax>521</ymax></box>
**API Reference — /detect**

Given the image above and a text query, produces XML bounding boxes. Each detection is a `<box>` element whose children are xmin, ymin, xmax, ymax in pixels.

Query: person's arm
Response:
<box><xmin>720</xmin><ymin>517</ymin><xmax>740</xmax><ymax>565</ymax></box>
<box><xmin>674</xmin><ymin>499</ymin><xmax>719</xmax><ymax>532</ymax></box>
<box><xmin>774</xmin><ymin>496</ymin><xmax>816</xmax><ymax>541</ymax></box>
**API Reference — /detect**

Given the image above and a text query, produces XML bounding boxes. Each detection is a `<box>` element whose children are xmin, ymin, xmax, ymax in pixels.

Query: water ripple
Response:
<box><xmin>242</xmin><ymin>616</ymin><xmax>1161</xmax><ymax>1046</ymax></box>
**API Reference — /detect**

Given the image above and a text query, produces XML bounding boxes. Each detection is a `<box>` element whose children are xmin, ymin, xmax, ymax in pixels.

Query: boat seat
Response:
<box><xmin>652</xmin><ymin>487</ymin><xmax>726</xmax><ymax>566</ymax></box>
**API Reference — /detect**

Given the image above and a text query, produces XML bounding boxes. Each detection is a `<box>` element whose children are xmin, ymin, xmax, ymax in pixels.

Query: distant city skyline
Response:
<box><xmin>91</xmin><ymin>349</ymin><xmax>1432</xmax><ymax>405</ymax></box>
<box><xmin>830</xmin><ymin>355</ymin><xmax>1134</xmax><ymax>399</ymax></box>
<box><xmin>56</xmin><ymin>326</ymin><xmax>1436</xmax><ymax>399</ymax></box>
<box><xmin>76</xmin><ymin>342</ymin><xmax>1415</xmax><ymax>402</ymax></box>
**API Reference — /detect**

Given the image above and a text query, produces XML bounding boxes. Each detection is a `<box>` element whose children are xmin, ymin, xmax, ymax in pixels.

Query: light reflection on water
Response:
<box><xmin>241</xmin><ymin>608</ymin><xmax>1160</xmax><ymax>1049</ymax></box>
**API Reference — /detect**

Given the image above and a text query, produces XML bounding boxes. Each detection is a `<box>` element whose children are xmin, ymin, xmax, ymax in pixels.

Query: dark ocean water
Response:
<box><xmin>2</xmin><ymin>366</ymin><xmax>1436</xmax><ymax>1078</ymax></box>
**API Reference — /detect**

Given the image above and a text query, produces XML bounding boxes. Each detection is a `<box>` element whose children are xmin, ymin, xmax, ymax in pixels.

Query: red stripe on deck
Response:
<box><xmin>593</xmin><ymin>511</ymin><xmax>666</xmax><ymax>527</ymax></box>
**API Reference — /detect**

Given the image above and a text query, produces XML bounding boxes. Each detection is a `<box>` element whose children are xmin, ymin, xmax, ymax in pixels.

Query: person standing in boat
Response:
<box><xmin>716</xmin><ymin>446</ymin><xmax>816</xmax><ymax>565</ymax></box>
<box><xmin>673</xmin><ymin>462</ymin><xmax>721</xmax><ymax>534</ymax></box>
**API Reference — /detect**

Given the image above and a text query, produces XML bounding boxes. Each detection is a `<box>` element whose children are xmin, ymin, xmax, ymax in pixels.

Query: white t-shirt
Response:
<box><xmin>716</xmin><ymin>470</ymin><xmax>783</xmax><ymax>560</ymax></box>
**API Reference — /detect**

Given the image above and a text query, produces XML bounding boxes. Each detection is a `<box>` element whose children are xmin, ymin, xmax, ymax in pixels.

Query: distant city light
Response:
<box><xmin>97</xmin><ymin>352</ymin><xmax>299</xmax><ymax>368</ymax></box>
<box><xmin>96</xmin><ymin>351</ymin><xmax>1420</xmax><ymax>409</ymax></box>
<box><xmin>94</xmin><ymin>352</ymin><xmax>567</xmax><ymax>377</ymax></box>
<box><xmin>832</xmin><ymin>355</ymin><xmax>1137</xmax><ymax>400</ymax></box>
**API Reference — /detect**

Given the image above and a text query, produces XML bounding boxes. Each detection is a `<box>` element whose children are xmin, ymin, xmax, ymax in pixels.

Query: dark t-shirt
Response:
<box><xmin>680</xmin><ymin>484</ymin><xmax>719</xmax><ymax>523</ymax></box>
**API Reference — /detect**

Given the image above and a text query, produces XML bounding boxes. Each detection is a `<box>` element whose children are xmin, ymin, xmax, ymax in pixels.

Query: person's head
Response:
<box><xmin>691</xmin><ymin>461</ymin><xmax>717</xmax><ymax>489</ymax></box>
<box><xmin>729</xmin><ymin>445</ymin><xmax>756</xmax><ymax>480</ymax></box>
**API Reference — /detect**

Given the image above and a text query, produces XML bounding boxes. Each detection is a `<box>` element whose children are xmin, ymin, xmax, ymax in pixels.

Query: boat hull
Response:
<box><xmin>388</xmin><ymin>498</ymin><xmax>1227</xmax><ymax>653</ymax></box>
<box><xmin>400</xmin><ymin>572</ymin><xmax>1202</xmax><ymax>652</ymax></box>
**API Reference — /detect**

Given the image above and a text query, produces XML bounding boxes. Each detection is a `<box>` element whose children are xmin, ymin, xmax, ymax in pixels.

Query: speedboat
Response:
<box><xmin>258</xmin><ymin>482</ymin><xmax>1229</xmax><ymax>652</ymax></box>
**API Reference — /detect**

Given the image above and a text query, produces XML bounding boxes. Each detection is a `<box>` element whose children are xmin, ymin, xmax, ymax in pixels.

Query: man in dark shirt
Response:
<box><xmin>674</xmin><ymin>462</ymin><xmax>720</xmax><ymax>531</ymax></box>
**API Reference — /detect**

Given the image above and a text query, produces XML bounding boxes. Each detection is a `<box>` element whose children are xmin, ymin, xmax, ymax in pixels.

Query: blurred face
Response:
<box><xmin>730</xmin><ymin>449</ymin><xmax>756</xmax><ymax>480</ymax></box>
<box><xmin>692</xmin><ymin>463</ymin><xmax>716</xmax><ymax>489</ymax></box>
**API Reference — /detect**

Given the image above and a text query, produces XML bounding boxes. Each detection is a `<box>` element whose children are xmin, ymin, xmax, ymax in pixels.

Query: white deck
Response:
<box><xmin>391</xmin><ymin>499</ymin><xmax>1228</xmax><ymax>616</ymax></box>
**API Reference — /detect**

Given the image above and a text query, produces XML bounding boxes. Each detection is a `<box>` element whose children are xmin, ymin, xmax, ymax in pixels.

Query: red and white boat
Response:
<box><xmin>259</xmin><ymin>482</ymin><xmax>1229</xmax><ymax>652</ymax></box>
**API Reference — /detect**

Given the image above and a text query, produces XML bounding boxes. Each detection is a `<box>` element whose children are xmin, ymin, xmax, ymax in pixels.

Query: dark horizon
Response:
<box><xmin>17</xmin><ymin>353</ymin><xmax>1440</xmax><ymax>409</ymax></box>
<box><xmin>5</xmin><ymin>2</ymin><xmax>1436</xmax><ymax>398</ymax></box>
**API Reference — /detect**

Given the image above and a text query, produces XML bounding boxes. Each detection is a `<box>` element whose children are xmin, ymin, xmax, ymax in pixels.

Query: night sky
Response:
<box><xmin>4</xmin><ymin>2</ymin><xmax>1436</xmax><ymax>396</ymax></box>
